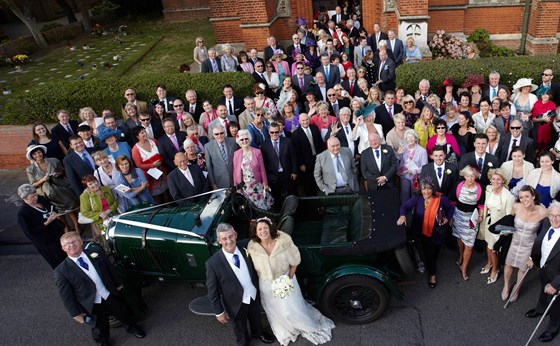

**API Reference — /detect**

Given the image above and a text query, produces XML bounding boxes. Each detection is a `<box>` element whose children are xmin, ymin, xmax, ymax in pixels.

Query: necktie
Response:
<box><xmin>211</xmin><ymin>59</ymin><xmax>218</xmax><ymax>72</ymax></box>
<box><xmin>505</xmin><ymin>118</ymin><xmax>510</xmax><ymax>133</ymax></box>
<box><xmin>228</xmin><ymin>100</ymin><xmax>234</xmax><ymax>116</ymax></box>
<box><xmin>349</xmin><ymin>81</ymin><xmax>354</xmax><ymax>95</ymax></box>
<box><xmin>146</xmin><ymin>126</ymin><xmax>153</xmax><ymax>139</ymax></box>
<box><xmin>232</xmin><ymin>253</ymin><xmax>240</xmax><ymax>268</ymax></box>
<box><xmin>305</xmin><ymin>128</ymin><xmax>316</xmax><ymax>155</ymax></box>
<box><xmin>345</xmin><ymin>125</ymin><xmax>350</xmax><ymax>134</ymax></box>
<box><xmin>362</xmin><ymin>47</ymin><xmax>365</xmax><ymax>57</ymax></box>
<box><xmin>65</xmin><ymin>124</ymin><xmax>73</xmax><ymax>134</ymax></box>
<box><xmin>549</xmin><ymin>228</ymin><xmax>556</xmax><ymax>241</ymax></box>
<box><xmin>510</xmin><ymin>138</ymin><xmax>517</xmax><ymax>159</ymax></box>
<box><xmin>77</xmin><ymin>257</ymin><xmax>89</xmax><ymax>270</ymax></box>
<box><xmin>333</xmin><ymin>103</ymin><xmax>339</xmax><ymax>117</ymax></box>
<box><xmin>220</xmin><ymin>143</ymin><xmax>228</xmax><ymax>162</ymax></box>
<box><xmin>224</xmin><ymin>119</ymin><xmax>229</xmax><ymax>132</ymax></box>
<box><xmin>325</xmin><ymin>66</ymin><xmax>330</xmax><ymax>82</ymax></box>
<box><xmin>184</xmin><ymin>167</ymin><xmax>194</xmax><ymax>186</ymax></box>
<box><xmin>477</xmin><ymin>157</ymin><xmax>483</xmax><ymax>169</ymax></box>
<box><xmin>388</xmin><ymin>106</ymin><xmax>393</xmax><ymax>118</ymax></box>
<box><xmin>299</xmin><ymin>76</ymin><xmax>304</xmax><ymax>91</ymax></box>
<box><xmin>437</xmin><ymin>167</ymin><xmax>443</xmax><ymax>179</ymax></box>
<box><xmin>274</xmin><ymin>141</ymin><xmax>282</xmax><ymax>171</ymax></box>
<box><xmin>190</xmin><ymin>104</ymin><xmax>195</xmax><ymax>113</ymax></box>
<box><xmin>375</xmin><ymin>149</ymin><xmax>380</xmax><ymax>159</ymax></box>
<box><xmin>81</xmin><ymin>153</ymin><xmax>94</xmax><ymax>170</ymax></box>
<box><xmin>378</xmin><ymin>62</ymin><xmax>384</xmax><ymax>80</ymax></box>
<box><xmin>492</xmin><ymin>88</ymin><xmax>497</xmax><ymax>99</ymax></box>
<box><xmin>337</xmin><ymin>155</ymin><xmax>348</xmax><ymax>182</ymax></box>
<box><xmin>170</xmin><ymin>134</ymin><xmax>179</xmax><ymax>151</ymax></box>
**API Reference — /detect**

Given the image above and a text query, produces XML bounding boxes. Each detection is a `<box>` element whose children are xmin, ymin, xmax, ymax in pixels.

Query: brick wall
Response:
<box><xmin>162</xmin><ymin>0</ymin><xmax>210</xmax><ymax>21</ymax></box>
<box><xmin>398</xmin><ymin>0</ymin><xmax>429</xmax><ymax>17</ymax></box>
<box><xmin>0</xmin><ymin>125</ymin><xmax>38</xmax><ymax>169</ymax></box>
<box><xmin>428</xmin><ymin>9</ymin><xmax>465</xmax><ymax>34</ymax></box>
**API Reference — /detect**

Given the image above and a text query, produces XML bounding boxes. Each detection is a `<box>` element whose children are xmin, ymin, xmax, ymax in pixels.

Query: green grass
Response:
<box><xmin>0</xmin><ymin>17</ymin><xmax>215</xmax><ymax>121</ymax></box>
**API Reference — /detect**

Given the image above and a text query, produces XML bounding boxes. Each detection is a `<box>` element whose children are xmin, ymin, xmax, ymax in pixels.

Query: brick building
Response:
<box><xmin>163</xmin><ymin>0</ymin><xmax>560</xmax><ymax>56</ymax></box>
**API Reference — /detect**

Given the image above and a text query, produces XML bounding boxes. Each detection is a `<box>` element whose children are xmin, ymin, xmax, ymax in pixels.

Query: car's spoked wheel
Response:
<box><xmin>320</xmin><ymin>275</ymin><xmax>389</xmax><ymax>325</ymax></box>
<box><xmin>231</xmin><ymin>194</ymin><xmax>252</xmax><ymax>219</ymax></box>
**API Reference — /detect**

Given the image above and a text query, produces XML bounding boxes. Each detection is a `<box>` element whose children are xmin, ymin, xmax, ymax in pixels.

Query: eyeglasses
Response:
<box><xmin>436</xmin><ymin>127</ymin><xmax>446</xmax><ymax>130</ymax></box>
<box><xmin>214</xmin><ymin>132</ymin><xmax>225</xmax><ymax>136</ymax></box>
<box><xmin>293</xmin><ymin>37</ymin><xmax>300</xmax><ymax>40</ymax></box>
<box><xmin>296</xmin><ymin>67</ymin><xmax>304</xmax><ymax>70</ymax></box>
<box><xmin>125</xmin><ymin>93</ymin><xmax>135</xmax><ymax>96</ymax></box>
<box><xmin>239</xmin><ymin>138</ymin><xmax>249</xmax><ymax>142</ymax></box>
<box><xmin>139</xmin><ymin>118</ymin><xmax>151</xmax><ymax>122</ymax></box>
<box><xmin>255</xmin><ymin>91</ymin><xmax>264</xmax><ymax>95</ymax></box>
<box><xmin>404</xmin><ymin>101</ymin><xmax>413</xmax><ymax>104</ymax></box>
<box><xmin>269</xmin><ymin>131</ymin><xmax>279</xmax><ymax>134</ymax></box>
<box><xmin>255</xmin><ymin>65</ymin><xmax>263</xmax><ymax>68</ymax></box>
<box><xmin>543</xmin><ymin>73</ymin><xmax>553</xmax><ymax>76</ymax></box>
<box><xmin>510</xmin><ymin>126</ymin><xmax>522</xmax><ymax>130</ymax></box>
<box><xmin>255</xmin><ymin>114</ymin><xmax>264</xmax><ymax>117</ymax></box>
<box><xmin>174</xmin><ymin>104</ymin><xmax>184</xmax><ymax>107</ymax></box>
<box><xmin>328</xmin><ymin>94</ymin><xmax>336</xmax><ymax>97</ymax></box>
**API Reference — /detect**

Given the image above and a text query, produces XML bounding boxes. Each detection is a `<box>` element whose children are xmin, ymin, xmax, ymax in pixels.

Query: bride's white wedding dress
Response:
<box><xmin>248</xmin><ymin>231</ymin><xmax>335</xmax><ymax>346</ymax></box>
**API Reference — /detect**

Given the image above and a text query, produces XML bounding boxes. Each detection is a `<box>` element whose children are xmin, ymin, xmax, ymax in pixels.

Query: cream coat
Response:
<box><xmin>513</xmin><ymin>168</ymin><xmax>560</xmax><ymax>199</ymax></box>
<box><xmin>500</xmin><ymin>160</ymin><xmax>534</xmax><ymax>182</ymax></box>
<box><xmin>247</xmin><ymin>231</ymin><xmax>301</xmax><ymax>281</ymax></box>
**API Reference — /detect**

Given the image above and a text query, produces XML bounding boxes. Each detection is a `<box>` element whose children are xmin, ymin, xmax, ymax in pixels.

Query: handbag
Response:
<box><xmin>412</xmin><ymin>174</ymin><xmax>419</xmax><ymax>192</ymax></box>
<box><xmin>78</xmin><ymin>212</ymin><xmax>94</xmax><ymax>224</ymax></box>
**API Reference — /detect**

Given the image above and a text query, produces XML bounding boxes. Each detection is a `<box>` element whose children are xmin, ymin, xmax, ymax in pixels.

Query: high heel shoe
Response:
<box><xmin>510</xmin><ymin>283</ymin><xmax>521</xmax><ymax>302</ymax></box>
<box><xmin>480</xmin><ymin>266</ymin><xmax>492</xmax><ymax>274</ymax></box>
<box><xmin>428</xmin><ymin>276</ymin><xmax>437</xmax><ymax>288</ymax></box>
<box><xmin>487</xmin><ymin>270</ymin><xmax>500</xmax><ymax>285</ymax></box>
<box><xmin>501</xmin><ymin>287</ymin><xmax>510</xmax><ymax>301</ymax></box>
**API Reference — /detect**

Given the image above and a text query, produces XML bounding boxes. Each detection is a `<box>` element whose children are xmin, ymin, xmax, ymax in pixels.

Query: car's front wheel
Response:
<box><xmin>319</xmin><ymin>275</ymin><xmax>389</xmax><ymax>325</ymax></box>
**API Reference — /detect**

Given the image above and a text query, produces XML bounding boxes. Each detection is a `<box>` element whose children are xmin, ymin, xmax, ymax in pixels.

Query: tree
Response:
<box><xmin>74</xmin><ymin>0</ymin><xmax>92</xmax><ymax>33</ymax></box>
<box><xmin>1</xmin><ymin>0</ymin><xmax>48</xmax><ymax>48</ymax></box>
<box><xmin>54</xmin><ymin>0</ymin><xmax>77</xmax><ymax>23</ymax></box>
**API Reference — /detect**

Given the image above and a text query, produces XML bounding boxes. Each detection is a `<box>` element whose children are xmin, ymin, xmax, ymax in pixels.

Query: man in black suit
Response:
<box><xmin>482</xmin><ymin>71</ymin><xmax>506</xmax><ymax>100</ymax></box>
<box><xmin>316</xmin><ymin>53</ymin><xmax>340</xmax><ymax>89</ymax></box>
<box><xmin>341</xmin><ymin>67</ymin><xmax>358</xmax><ymax>98</ymax></box>
<box><xmin>216</xmin><ymin>84</ymin><xmax>245</xmax><ymax>119</ymax></box>
<box><xmin>185</xmin><ymin>90</ymin><xmax>204</xmax><ymax>120</ymax></box>
<box><xmin>138</xmin><ymin>112</ymin><xmax>164</xmax><ymax>140</ymax></box>
<box><xmin>206</xmin><ymin>223</ymin><xmax>274</xmax><ymax>346</ymax></box>
<box><xmin>77</xmin><ymin>125</ymin><xmax>101</xmax><ymax>154</ymax></box>
<box><xmin>263</xmin><ymin>36</ymin><xmax>285</xmax><ymax>63</ymax></box>
<box><xmin>167</xmin><ymin>153</ymin><xmax>209</xmax><ymax>204</ymax></box>
<box><xmin>311</xmin><ymin>72</ymin><xmax>329</xmax><ymax>101</ymax></box>
<box><xmin>64</xmin><ymin>136</ymin><xmax>95</xmax><ymax>195</ymax></box>
<box><xmin>157</xmin><ymin>118</ymin><xmax>187</xmax><ymax>170</ymax></box>
<box><xmin>150</xmin><ymin>83</ymin><xmax>178</xmax><ymax>114</ymax></box>
<box><xmin>375</xmin><ymin>91</ymin><xmax>403</xmax><ymax>136</ymax></box>
<box><xmin>420</xmin><ymin>145</ymin><xmax>458</xmax><ymax>198</ymax></box>
<box><xmin>291</xmin><ymin>62</ymin><xmax>313</xmax><ymax>99</ymax></box>
<box><xmin>286</xmin><ymin>34</ymin><xmax>306</xmax><ymax>66</ymax></box>
<box><xmin>526</xmin><ymin>203</ymin><xmax>560</xmax><ymax>343</ymax></box>
<box><xmin>367</xmin><ymin>23</ymin><xmax>389</xmax><ymax>52</ymax></box>
<box><xmin>98</xmin><ymin>113</ymin><xmax>131</xmax><ymax>145</ymax></box>
<box><xmin>251</xmin><ymin>62</ymin><xmax>273</xmax><ymax>98</ymax></box>
<box><xmin>387</xmin><ymin>29</ymin><xmax>404</xmax><ymax>66</ymax></box>
<box><xmin>200</xmin><ymin>48</ymin><xmax>223</xmax><ymax>73</ymax></box>
<box><xmin>495</xmin><ymin>119</ymin><xmax>535</xmax><ymax>165</ymax></box>
<box><xmin>536</xmin><ymin>68</ymin><xmax>560</xmax><ymax>106</ymax></box>
<box><xmin>331</xmin><ymin>6</ymin><xmax>348</xmax><ymax>23</ymax></box>
<box><xmin>51</xmin><ymin>109</ymin><xmax>79</xmax><ymax>149</ymax></box>
<box><xmin>325</xmin><ymin>107</ymin><xmax>357</xmax><ymax>157</ymax></box>
<box><xmin>374</xmin><ymin>48</ymin><xmax>396</xmax><ymax>92</ymax></box>
<box><xmin>54</xmin><ymin>232</ymin><xmax>145</xmax><ymax>345</ymax></box>
<box><xmin>327</xmin><ymin>88</ymin><xmax>350</xmax><ymax>118</ymax></box>
<box><xmin>291</xmin><ymin>113</ymin><xmax>325</xmax><ymax>196</ymax></box>
<box><xmin>260</xmin><ymin>122</ymin><xmax>298</xmax><ymax>205</ymax></box>
<box><xmin>458</xmin><ymin>133</ymin><xmax>499</xmax><ymax>188</ymax></box>
<box><xmin>416</xmin><ymin>79</ymin><xmax>432</xmax><ymax>110</ymax></box>
<box><xmin>361</xmin><ymin>132</ymin><xmax>398</xmax><ymax>191</ymax></box>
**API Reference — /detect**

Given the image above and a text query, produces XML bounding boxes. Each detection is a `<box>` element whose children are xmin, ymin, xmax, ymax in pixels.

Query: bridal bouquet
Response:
<box><xmin>271</xmin><ymin>274</ymin><xmax>294</xmax><ymax>299</ymax></box>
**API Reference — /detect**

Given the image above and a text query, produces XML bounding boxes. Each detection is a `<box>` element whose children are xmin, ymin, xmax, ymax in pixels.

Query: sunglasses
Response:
<box><xmin>404</xmin><ymin>101</ymin><xmax>413</xmax><ymax>104</ymax></box>
<box><xmin>543</xmin><ymin>73</ymin><xmax>553</xmax><ymax>76</ymax></box>
<box><xmin>214</xmin><ymin>132</ymin><xmax>225</xmax><ymax>135</ymax></box>
<box><xmin>510</xmin><ymin>126</ymin><xmax>522</xmax><ymax>130</ymax></box>
<box><xmin>269</xmin><ymin>131</ymin><xmax>279</xmax><ymax>134</ymax></box>
<box><xmin>255</xmin><ymin>65</ymin><xmax>263</xmax><ymax>68</ymax></box>
<box><xmin>174</xmin><ymin>104</ymin><xmax>184</xmax><ymax>107</ymax></box>
<box><xmin>436</xmin><ymin>127</ymin><xmax>446</xmax><ymax>130</ymax></box>
<box><xmin>239</xmin><ymin>138</ymin><xmax>249</xmax><ymax>142</ymax></box>
<box><xmin>328</xmin><ymin>94</ymin><xmax>336</xmax><ymax>97</ymax></box>
<box><xmin>255</xmin><ymin>114</ymin><xmax>264</xmax><ymax>117</ymax></box>
<box><xmin>139</xmin><ymin>118</ymin><xmax>151</xmax><ymax>122</ymax></box>
<box><xmin>125</xmin><ymin>93</ymin><xmax>135</xmax><ymax>96</ymax></box>
<box><xmin>296</xmin><ymin>67</ymin><xmax>304</xmax><ymax>70</ymax></box>
<box><xmin>255</xmin><ymin>92</ymin><xmax>264</xmax><ymax>95</ymax></box>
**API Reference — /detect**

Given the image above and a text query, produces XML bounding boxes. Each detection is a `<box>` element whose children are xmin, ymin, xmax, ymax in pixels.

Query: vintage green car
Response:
<box><xmin>106</xmin><ymin>188</ymin><xmax>412</xmax><ymax>325</ymax></box>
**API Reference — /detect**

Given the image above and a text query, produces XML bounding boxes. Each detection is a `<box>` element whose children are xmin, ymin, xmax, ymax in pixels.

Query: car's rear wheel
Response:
<box><xmin>319</xmin><ymin>275</ymin><xmax>389</xmax><ymax>325</ymax></box>
<box><xmin>394</xmin><ymin>246</ymin><xmax>415</xmax><ymax>275</ymax></box>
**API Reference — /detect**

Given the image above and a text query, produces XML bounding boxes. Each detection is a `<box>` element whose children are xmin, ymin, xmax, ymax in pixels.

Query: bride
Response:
<box><xmin>247</xmin><ymin>217</ymin><xmax>335</xmax><ymax>345</ymax></box>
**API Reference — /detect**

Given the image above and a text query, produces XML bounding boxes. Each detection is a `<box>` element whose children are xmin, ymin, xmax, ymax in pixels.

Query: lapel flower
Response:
<box><xmin>487</xmin><ymin>162</ymin><xmax>493</xmax><ymax>167</ymax></box>
<box><xmin>243</xmin><ymin>247</ymin><xmax>250</xmax><ymax>259</ymax></box>
<box><xmin>90</xmin><ymin>252</ymin><xmax>99</xmax><ymax>259</ymax></box>
<box><xmin>445</xmin><ymin>169</ymin><xmax>452</xmax><ymax>175</ymax></box>
<box><xmin>382</xmin><ymin>149</ymin><xmax>388</xmax><ymax>154</ymax></box>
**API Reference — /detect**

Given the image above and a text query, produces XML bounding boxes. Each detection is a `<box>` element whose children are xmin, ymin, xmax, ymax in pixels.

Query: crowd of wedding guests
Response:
<box><xmin>15</xmin><ymin>6</ymin><xmax>560</xmax><ymax>343</ymax></box>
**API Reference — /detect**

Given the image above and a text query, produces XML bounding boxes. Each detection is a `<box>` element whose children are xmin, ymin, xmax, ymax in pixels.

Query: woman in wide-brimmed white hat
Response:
<box><xmin>511</xmin><ymin>78</ymin><xmax>538</xmax><ymax>120</ymax></box>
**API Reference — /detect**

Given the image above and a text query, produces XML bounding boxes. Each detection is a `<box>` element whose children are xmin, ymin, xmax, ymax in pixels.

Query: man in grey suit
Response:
<box><xmin>361</xmin><ymin>132</ymin><xmax>398</xmax><ymax>191</ymax></box>
<box><xmin>208</xmin><ymin>104</ymin><xmax>237</xmax><ymax>139</ymax></box>
<box><xmin>314</xmin><ymin>137</ymin><xmax>358</xmax><ymax>195</ymax></box>
<box><xmin>205</xmin><ymin>125</ymin><xmax>239</xmax><ymax>190</ymax></box>
<box><xmin>54</xmin><ymin>232</ymin><xmax>145</xmax><ymax>345</ymax></box>
<box><xmin>353</xmin><ymin>36</ymin><xmax>371</xmax><ymax>68</ymax></box>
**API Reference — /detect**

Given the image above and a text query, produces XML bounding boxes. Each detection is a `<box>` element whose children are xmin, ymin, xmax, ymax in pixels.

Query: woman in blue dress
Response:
<box><xmin>514</xmin><ymin>152</ymin><xmax>560</xmax><ymax>207</ymax></box>
<box><xmin>99</xmin><ymin>127</ymin><xmax>132</xmax><ymax>161</ymax></box>
<box><xmin>500</xmin><ymin>147</ymin><xmax>534</xmax><ymax>190</ymax></box>
<box><xmin>114</xmin><ymin>155</ymin><xmax>155</xmax><ymax>211</ymax></box>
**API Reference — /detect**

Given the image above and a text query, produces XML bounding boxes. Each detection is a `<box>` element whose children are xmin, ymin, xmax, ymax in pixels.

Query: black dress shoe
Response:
<box><xmin>525</xmin><ymin>309</ymin><xmax>544</xmax><ymax>318</ymax></box>
<box><xmin>539</xmin><ymin>331</ymin><xmax>558</xmax><ymax>342</ymax></box>
<box><xmin>253</xmin><ymin>333</ymin><xmax>274</xmax><ymax>344</ymax></box>
<box><xmin>132</xmin><ymin>326</ymin><xmax>146</xmax><ymax>338</ymax></box>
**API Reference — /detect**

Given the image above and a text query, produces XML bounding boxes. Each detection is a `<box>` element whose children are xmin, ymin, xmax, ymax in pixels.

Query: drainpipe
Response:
<box><xmin>519</xmin><ymin>0</ymin><xmax>532</xmax><ymax>55</ymax></box>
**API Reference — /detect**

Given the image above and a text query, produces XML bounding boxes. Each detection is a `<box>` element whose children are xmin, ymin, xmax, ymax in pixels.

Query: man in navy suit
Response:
<box><xmin>260</xmin><ymin>122</ymin><xmax>298</xmax><ymax>205</ymax></box>
<box><xmin>368</xmin><ymin>23</ymin><xmax>389</xmax><ymax>52</ymax></box>
<box><xmin>157</xmin><ymin>118</ymin><xmax>186</xmax><ymax>170</ymax></box>
<box><xmin>361</xmin><ymin>132</ymin><xmax>398</xmax><ymax>190</ymax></box>
<box><xmin>167</xmin><ymin>152</ymin><xmax>209</xmax><ymax>204</ymax></box>
<box><xmin>387</xmin><ymin>30</ymin><xmax>404</xmax><ymax>66</ymax></box>
<box><xmin>495</xmin><ymin>119</ymin><xmax>535</xmax><ymax>164</ymax></box>
<box><xmin>201</xmin><ymin>48</ymin><xmax>223</xmax><ymax>73</ymax></box>
<box><xmin>316</xmin><ymin>53</ymin><xmax>340</xmax><ymax>89</ymax></box>
<box><xmin>150</xmin><ymin>83</ymin><xmax>178</xmax><ymax>114</ymax></box>
<box><xmin>263</xmin><ymin>36</ymin><xmax>285</xmax><ymax>63</ymax></box>
<box><xmin>54</xmin><ymin>232</ymin><xmax>145</xmax><ymax>345</ymax></box>
<box><xmin>419</xmin><ymin>145</ymin><xmax>458</xmax><ymax>198</ymax></box>
<box><xmin>206</xmin><ymin>223</ymin><xmax>274</xmax><ymax>346</ymax></box>
<box><xmin>64</xmin><ymin>136</ymin><xmax>95</xmax><ymax>195</ymax></box>
<box><xmin>375</xmin><ymin>91</ymin><xmax>403</xmax><ymax>136</ymax></box>
<box><xmin>51</xmin><ymin>110</ymin><xmax>79</xmax><ymax>150</ymax></box>
<box><xmin>374</xmin><ymin>48</ymin><xmax>396</xmax><ymax>92</ymax></box>
<box><xmin>139</xmin><ymin>112</ymin><xmax>164</xmax><ymax>140</ymax></box>
<box><xmin>458</xmin><ymin>133</ymin><xmax>499</xmax><ymax>188</ymax></box>
<box><xmin>482</xmin><ymin>71</ymin><xmax>506</xmax><ymax>100</ymax></box>
<box><xmin>341</xmin><ymin>68</ymin><xmax>359</xmax><ymax>98</ymax></box>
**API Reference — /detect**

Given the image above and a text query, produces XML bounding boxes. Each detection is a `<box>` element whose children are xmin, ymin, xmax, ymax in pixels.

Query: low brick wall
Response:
<box><xmin>0</xmin><ymin>124</ymin><xmax>39</xmax><ymax>169</ymax></box>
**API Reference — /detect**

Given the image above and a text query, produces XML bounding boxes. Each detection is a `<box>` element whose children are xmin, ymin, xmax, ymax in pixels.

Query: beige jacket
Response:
<box><xmin>247</xmin><ymin>231</ymin><xmax>301</xmax><ymax>281</ymax></box>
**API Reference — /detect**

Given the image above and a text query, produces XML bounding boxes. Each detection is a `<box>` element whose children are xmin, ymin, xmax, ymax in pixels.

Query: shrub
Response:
<box><xmin>396</xmin><ymin>55</ymin><xmax>560</xmax><ymax>95</ymax></box>
<box><xmin>91</xmin><ymin>0</ymin><xmax>120</xmax><ymax>16</ymax></box>
<box><xmin>428</xmin><ymin>30</ymin><xmax>464</xmax><ymax>60</ymax></box>
<box><xmin>467</xmin><ymin>28</ymin><xmax>515</xmax><ymax>58</ymax></box>
<box><xmin>3</xmin><ymin>72</ymin><xmax>256</xmax><ymax>125</ymax></box>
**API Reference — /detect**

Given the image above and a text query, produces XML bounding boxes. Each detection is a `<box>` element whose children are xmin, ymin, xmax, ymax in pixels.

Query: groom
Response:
<box><xmin>206</xmin><ymin>223</ymin><xmax>274</xmax><ymax>346</ymax></box>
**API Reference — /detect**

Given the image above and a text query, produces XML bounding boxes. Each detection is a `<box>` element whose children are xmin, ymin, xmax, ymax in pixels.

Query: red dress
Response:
<box><xmin>531</xmin><ymin>100</ymin><xmax>556</xmax><ymax>148</ymax></box>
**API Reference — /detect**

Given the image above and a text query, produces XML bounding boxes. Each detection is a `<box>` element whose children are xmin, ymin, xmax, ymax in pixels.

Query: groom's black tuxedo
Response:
<box><xmin>206</xmin><ymin>241</ymin><xmax>264</xmax><ymax>345</ymax></box>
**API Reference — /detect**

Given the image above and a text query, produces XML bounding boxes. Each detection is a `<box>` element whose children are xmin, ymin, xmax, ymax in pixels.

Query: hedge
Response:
<box><xmin>396</xmin><ymin>54</ymin><xmax>560</xmax><ymax>95</ymax></box>
<box><xmin>4</xmin><ymin>72</ymin><xmax>256</xmax><ymax>125</ymax></box>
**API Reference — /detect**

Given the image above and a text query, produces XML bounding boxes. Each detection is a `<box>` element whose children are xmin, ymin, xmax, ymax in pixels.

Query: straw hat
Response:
<box><xmin>26</xmin><ymin>144</ymin><xmax>47</xmax><ymax>161</ymax></box>
<box><xmin>512</xmin><ymin>78</ymin><xmax>537</xmax><ymax>93</ymax></box>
